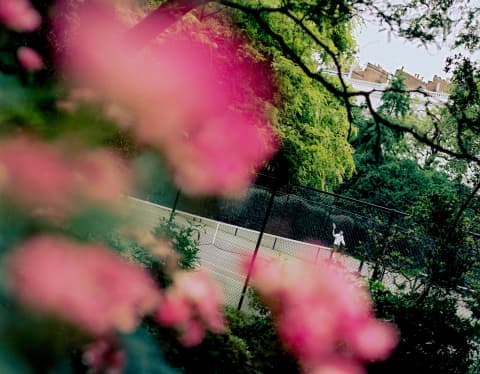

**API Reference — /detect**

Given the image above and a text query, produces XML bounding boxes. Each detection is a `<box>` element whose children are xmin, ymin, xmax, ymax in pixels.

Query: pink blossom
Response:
<box><xmin>0</xmin><ymin>137</ymin><xmax>74</xmax><ymax>209</ymax></box>
<box><xmin>166</xmin><ymin>112</ymin><xmax>276</xmax><ymax>195</ymax></box>
<box><xmin>173</xmin><ymin>270</ymin><xmax>226</xmax><ymax>334</ymax></box>
<box><xmin>83</xmin><ymin>339</ymin><xmax>125</xmax><ymax>374</ymax></box>
<box><xmin>347</xmin><ymin>320</ymin><xmax>398</xmax><ymax>361</ymax></box>
<box><xmin>57</xmin><ymin>1</ymin><xmax>277</xmax><ymax>196</ymax></box>
<box><xmin>8</xmin><ymin>235</ymin><xmax>161</xmax><ymax>335</ymax></box>
<box><xmin>311</xmin><ymin>361</ymin><xmax>365</xmax><ymax>374</ymax></box>
<box><xmin>156</xmin><ymin>294</ymin><xmax>191</xmax><ymax>326</ymax></box>
<box><xmin>17</xmin><ymin>46</ymin><xmax>43</xmax><ymax>71</ymax></box>
<box><xmin>0</xmin><ymin>0</ymin><xmax>41</xmax><ymax>31</ymax></box>
<box><xmin>0</xmin><ymin>137</ymin><xmax>131</xmax><ymax>211</ymax></box>
<box><xmin>72</xmin><ymin>149</ymin><xmax>131</xmax><ymax>204</ymax></box>
<box><xmin>179</xmin><ymin>319</ymin><xmax>206</xmax><ymax>347</ymax></box>
<box><xmin>156</xmin><ymin>270</ymin><xmax>225</xmax><ymax>346</ymax></box>
<box><xmin>247</xmin><ymin>258</ymin><xmax>398</xmax><ymax>373</ymax></box>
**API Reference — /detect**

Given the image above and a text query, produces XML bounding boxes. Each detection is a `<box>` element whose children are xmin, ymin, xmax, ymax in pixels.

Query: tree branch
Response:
<box><xmin>123</xmin><ymin>0</ymin><xmax>207</xmax><ymax>46</ymax></box>
<box><xmin>128</xmin><ymin>0</ymin><xmax>480</xmax><ymax>168</ymax></box>
<box><xmin>448</xmin><ymin>178</ymin><xmax>480</xmax><ymax>239</ymax></box>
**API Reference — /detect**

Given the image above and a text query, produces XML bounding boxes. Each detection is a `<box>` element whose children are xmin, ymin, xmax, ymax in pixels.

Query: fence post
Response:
<box><xmin>372</xmin><ymin>211</ymin><xmax>395</xmax><ymax>281</ymax></box>
<box><xmin>358</xmin><ymin>258</ymin><xmax>364</xmax><ymax>273</ymax></box>
<box><xmin>315</xmin><ymin>247</ymin><xmax>321</xmax><ymax>264</ymax></box>
<box><xmin>237</xmin><ymin>187</ymin><xmax>276</xmax><ymax>311</ymax></box>
<box><xmin>212</xmin><ymin>222</ymin><xmax>220</xmax><ymax>246</ymax></box>
<box><xmin>168</xmin><ymin>189</ymin><xmax>181</xmax><ymax>223</ymax></box>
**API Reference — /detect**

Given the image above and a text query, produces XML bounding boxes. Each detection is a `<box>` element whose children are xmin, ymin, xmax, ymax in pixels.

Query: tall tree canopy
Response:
<box><xmin>131</xmin><ymin>0</ymin><xmax>480</xmax><ymax>189</ymax></box>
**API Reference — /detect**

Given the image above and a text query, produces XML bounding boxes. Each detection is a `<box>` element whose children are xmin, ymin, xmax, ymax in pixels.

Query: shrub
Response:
<box><xmin>368</xmin><ymin>282</ymin><xmax>479</xmax><ymax>374</ymax></box>
<box><xmin>152</xmin><ymin>216</ymin><xmax>202</xmax><ymax>270</ymax></box>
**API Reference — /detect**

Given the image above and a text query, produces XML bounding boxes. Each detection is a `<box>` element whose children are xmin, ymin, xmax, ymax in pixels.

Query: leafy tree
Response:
<box><xmin>104</xmin><ymin>0</ymin><xmax>480</xmax><ymax>185</ymax></box>
<box><xmin>337</xmin><ymin>61</ymin><xmax>480</xmax><ymax>296</ymax></box>
<box><xmin>270</xmin><ymin>60</ymin><xmax>355</xmax><ymax>188</ymax></box>
<box><xmin>378</xmin><ymin>72</ymin><xmax>411</xmax><ymax>119</ymax></box>
<box><xmin>336</xmin><ymin>158</ymin><xmax>453</xmax><ymax>212</ymax></box>
<box><xmin>368</xmin><ymin>282</ymin><xmax>479</xmax><ymax>374</ymax></box>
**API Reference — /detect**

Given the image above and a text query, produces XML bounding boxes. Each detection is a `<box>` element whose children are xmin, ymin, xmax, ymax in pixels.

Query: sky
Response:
<box><xmin>354</xmin><ymin>22</ymin><xmax>460</xmax><ymax>82</ymax></box>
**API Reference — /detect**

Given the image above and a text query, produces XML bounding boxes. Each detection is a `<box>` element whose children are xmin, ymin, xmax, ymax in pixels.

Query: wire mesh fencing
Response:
<box><xmin>128</xmin><ymin>174</ymin><xmax>479</xmax><ymax>307</ymax></box>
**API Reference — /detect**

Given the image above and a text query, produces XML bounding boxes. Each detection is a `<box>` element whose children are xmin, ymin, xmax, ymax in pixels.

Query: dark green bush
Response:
<box><xmin>152</xmin><ymin>216</ymin><xmax>202</xmax><ymax>270</ymax></box>
<box><xmin>146</xmin><ymin>307</ymin><xmax>300</xmax><ymax>374</ymax></box>
<box><xmin>368</xmin><ymin>282</ymin><xmax>479</xmax><ymax>374</ymax></box>
<box><xmin>225</xmin><ymin>308</ymin><xmax>300</xmax><ymax>374</ymax></box>
<box><xmin>147</xmin><ymin>321</ymin><xmax>253</xmax><ymax>374</ymax></box>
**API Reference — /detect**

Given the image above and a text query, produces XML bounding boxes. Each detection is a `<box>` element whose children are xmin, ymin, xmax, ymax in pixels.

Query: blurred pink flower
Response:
<box><xmin>165</xmin><ymin>112</ymin><xmax>276</xmax><ymax>195</ymax></box>
<box><xmin>156</xmin><ymin>294</ymin><xmax>191</xmax><ymax>326</ymax></box>
<box><xmin>57</xmin><ymin>0</ymin><xmax>277</xmax><ymax>196</ymax></box>
<box><xmin>179</xmin><ymin>319</ymin><xmax>206</xmax><ymax>347</ymax></box>
<box><xmin>0</xmin><ymin>137</ymin><xmax>74</xmax><ymax>209</ymax></box>
<box><xmin>311</xmin><ymin>360</ymin><xmax>365</xmax><ymax>374</ymax></box>
<box><xmin>0</xmin><ymin>137</ymin><xmax>131</xmax><ymax>211</ymax></box>
<box><xmin>72</xmin><ymin>149</ymin><xmax>131</xmax><ymax>204</ymax></box>
<box><xmin>83</xmin><ymin>339</ymin><xmax>125</xmax><ymax>374</ymax></box>
<box><xmin>0</xmin><ymin>0</ymin><xmax>41</xmax><ymax>31</ymax></box>
<box><xmin>247</xmin><ymin>258</ymin><xmax>398</xmax><ymax>374</ymax></box>
<box><xmin>17</xmin><ymin>46</ymin><xmax>43</xmax><ymax>71</ymax></box>
<box><xmin>156</xmin><ymin>270</ymin><xmax>225</xmax><ymax>346</ymax></box>
<box><xmin>8</xmin><ymin>235</ymin><xmax>161</xmax><ymax>335</ymax></box>
<box><xmin>347</xmin><ymin>320</ymin><xmax>398</xmax><ymax>361</ymax></box>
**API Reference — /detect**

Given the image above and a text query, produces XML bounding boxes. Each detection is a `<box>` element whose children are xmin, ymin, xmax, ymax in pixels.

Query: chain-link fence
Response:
<box><xmin>129</xmin><ymin>174</ymin><xmax>479</xmax><ymax>310</ymax></box>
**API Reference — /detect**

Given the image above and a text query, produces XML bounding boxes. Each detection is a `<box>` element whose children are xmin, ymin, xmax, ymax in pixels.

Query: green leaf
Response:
<box><xmin>120</xmin><ymin>328</ymin><xmax>180</xmax><ymax>374</ymax></box>
<box><xmin>0</xmin><ymin>349</ymin><xmax>32</xmax><ymax>374</ymax></box>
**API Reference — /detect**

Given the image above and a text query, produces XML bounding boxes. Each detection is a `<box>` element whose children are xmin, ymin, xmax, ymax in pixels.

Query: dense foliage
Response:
<box><xmin>368</xmin><ymin>282</ymin><xmax>479</xmax><ymax>374</ymax></box>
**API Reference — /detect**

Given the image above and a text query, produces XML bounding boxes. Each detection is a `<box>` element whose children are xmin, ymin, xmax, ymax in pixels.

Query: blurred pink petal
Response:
<box><xmin>174</xmin><ymin>270</ymin><xmax>225</xmax><ymax>333</ymax></box>
<box><xmin>17</xmin><ymin>46</ymin><xmax>43</xmax><ymax>71</ymax></box>
<box><xmin>8</xmin><ymin>235</ymin><xmax>161</xmax><ymax>335</ymax></box>
<box><xmin>247</xmin><ymin>258</ymin><xmax>398</xmax><ymax>373</ymax></box>
<box><xmin>83</xmin><ymin>339</ymin><xmax>125</xmax><ymax>374</ymax></box>
<box><xmin>0</xmin><ymin>0</ymin><xmax>41</xmax><ymax>31</ymax></box>
<box><xmin>0</xmin><ymin>137</ymin><xmax>74</xmax><ymax>209</ymax></box>
<box><xmin>73</xmin><ymin>149</ymin><xmax>131</xmax><ymax>203</ymax></box>
<box><xmin>57</xmin><ymin>0</ymin><xmax>277</xmax><ymax>196</ymax></box>
<box><xmin>156</xmin><ymin>294</ymin><xmax>191</xmax><ymax>326</ymax></box>
<box><xmin>347</xmin><ymin>320</ymin><xmax>398</xmax><ymax>361</ymax></box>
<box><xmin>0</xmin><ymin>137</ymin><xmax>131</xmax><ymax>211</ymax></box>
<box><xmin>167</xmin><ymin>112</ymin><xmax>276</xmax><ymax>195</ymax></box>
<box><xmin>311</xmin><ymin>360</ymin><xmax>365</xmax><ymax>374</ymax></box>
<box><xmin>155</xmin><ymin>270</ymin><xmax>225</xmax><ymax>346</ymax></box>
<box><xmin>278</xmin><ymin>305</ymin><xmax>336</xmax><ymax>361</ymax></box>
<box><xmin>179</xmin><ymin>319</ymin><xmax>206</xmax><ymax>347</ymax></box>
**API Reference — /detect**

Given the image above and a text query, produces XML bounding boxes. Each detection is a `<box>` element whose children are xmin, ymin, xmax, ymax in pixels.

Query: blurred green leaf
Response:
<box><xmin>0</xmin><ymin>348</ymin><xmax>32</xmax><ymax>374</ymax></box>
<box><xmin>120</xmin><ymin>328</ymin><xmax>179</xmax><ymax>374</ymax></box>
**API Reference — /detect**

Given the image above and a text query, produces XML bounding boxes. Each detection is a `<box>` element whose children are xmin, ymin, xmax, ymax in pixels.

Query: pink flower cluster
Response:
<box><xmin>247</xmin><ymin>258</ymin><xmax>398</xmax><ymax>374</ymax></box>
<box><xmin>8</xmin><ymin>235</ymin><xmax>161</xmax><ymax>336</ymax></box>
<box><xmin>0</xmin><ymin>0</ymin><xmax>40</xmax><ymax>32</ymax></box>
<box><xmin>0</xmin><ymin>137</ymin><xmax>131</xmax><ymax>211</ymax></box>
<box><xmin>57</xmin><ymin>1</ymin><xmax>277</xmax><ymax>196</ymax></box>
<box><xmin>156</xmin><ymin>270</ymin><xmax>225</xmax><ymax>346</ymax></box>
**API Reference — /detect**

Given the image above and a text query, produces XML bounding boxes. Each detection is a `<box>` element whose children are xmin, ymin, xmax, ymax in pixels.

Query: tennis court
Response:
<box><xmin>124</xmin><ymin>196</ymin><xmax>413</xmax><ymax>310</ymax></box>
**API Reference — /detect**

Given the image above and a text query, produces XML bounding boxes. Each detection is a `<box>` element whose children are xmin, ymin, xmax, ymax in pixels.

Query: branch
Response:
<box><xmin>448</xmin><ymin>178</ymin><xmax>480</xmax><ymax>239</ymax></box>
<box><xmin>364</xmin><ymin>94</ymin><xmax>480</xmax><ymax>165</ymax></box>
<box><xmin>217</xmin><ymin>1</ymin><xmax>480</xmax><ymax>165</ymax></box>
<box><xmin>128</xmin><ymin>0</ymin><xmax>480</xmax><ymax>167</ymax></box>
<box><xmin>123</xmin><ymin>0</ymin><xmax>207</xmax><ymax>46</ymax></box>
